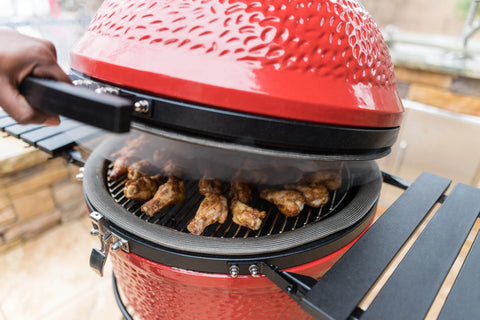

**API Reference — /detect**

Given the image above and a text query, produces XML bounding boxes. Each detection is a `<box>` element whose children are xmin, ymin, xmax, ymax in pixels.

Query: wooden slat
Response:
<box><xmin>438</xmin><ymin>224</ymin><xmax>480</xmax><ymax>320</ymax></box>
<box><xmin>362</xmin><ymin>183</ymin><xmax>480</xmax><ymax>320</ymax></box>
<box><xmin>303</xmin><ymin>172</ymin><xmax>451</xmax><ymax>320</ymax></box>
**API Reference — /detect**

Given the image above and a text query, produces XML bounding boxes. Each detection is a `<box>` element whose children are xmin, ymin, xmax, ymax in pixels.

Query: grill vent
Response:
<box><xmin>107</xmin><ymin>165</ymin><xmax>350</xmax><ymax>238</ymax></box>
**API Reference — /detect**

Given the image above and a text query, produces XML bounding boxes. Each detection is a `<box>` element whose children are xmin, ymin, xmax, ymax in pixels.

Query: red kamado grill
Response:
<box><xmin>16</xmin><ymin>0</ymin><xmax>405</xmax><ymax>319</ymax></box>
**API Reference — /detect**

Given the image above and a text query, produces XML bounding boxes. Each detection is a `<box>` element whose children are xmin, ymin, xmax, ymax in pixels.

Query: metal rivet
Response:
<box><xmin>249</xmin><ymin>264</ymin><xmax>260</xmax><ymax>277</ymax></box>
<box><xmin>229</xmin><ymin>265</ymin><xmax>239</xmax><ymax>278</ymax></box>
<box><xmin>90</xmin><ymin>228</ymin><xmax>99</xmax><ymax>236</ymax></box>
<box><xmin>134</xmin><ymin>100</ymin><xmax>150</xmax><ymax>113</ymax></box>
<box><xmin>111</xmin><ymin>240</ymin><xmax>124</xmax><ymax>251</ymax></box>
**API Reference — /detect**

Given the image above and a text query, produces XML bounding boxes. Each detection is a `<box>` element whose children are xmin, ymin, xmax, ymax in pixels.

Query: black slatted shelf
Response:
<box><xmin>0</xmin><ymin>117</ymin><xmax>17</xmax><ymax>129</ymax></box>
<box><xmin>5</xmin><ymin>123</ymin><xmax>43</xmax><ymax>137</ymax></box>
<box><xmin>1</xmin><ymin>112</ymin><xmax>104</xmax><ymax>163</ymax></box>
<box><xmin>20</xmin><ymin>119</ymin><xmax>82</xmax><ymax>145</ymax></box>
<box><xmin>273</xmin><ymin>172</ymin><xmax>480</xmax><ymax>320</ymax></box>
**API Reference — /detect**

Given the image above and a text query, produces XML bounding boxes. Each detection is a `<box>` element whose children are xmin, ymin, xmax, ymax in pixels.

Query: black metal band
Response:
<box><xmin>71</xmin><ymin>70</ymin><xmax>399</xmax><ymax>160</ymax></box>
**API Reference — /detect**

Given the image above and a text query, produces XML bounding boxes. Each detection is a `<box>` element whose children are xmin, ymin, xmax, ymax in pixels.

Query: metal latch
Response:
<box><xmin>89</xmin><ymin>211</ymin><xmax>129</xmax><ymax>277</ymax></box>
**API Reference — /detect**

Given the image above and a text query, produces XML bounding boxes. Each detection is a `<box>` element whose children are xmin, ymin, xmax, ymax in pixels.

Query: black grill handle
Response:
<box><xmin>20</xmin><ymin>76</ymin><xmax>134</xmax><ymax>132</ymax></box>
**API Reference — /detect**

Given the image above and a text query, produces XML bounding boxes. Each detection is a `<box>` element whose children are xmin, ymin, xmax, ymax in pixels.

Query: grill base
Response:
<box><xmin>110</xmin><ymin>233</ymin><xmax>367</xmax><ymax>320</ymax></box>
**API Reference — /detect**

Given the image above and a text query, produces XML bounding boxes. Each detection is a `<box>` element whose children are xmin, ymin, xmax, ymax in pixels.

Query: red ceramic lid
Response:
<box><xmin>70</xmin><ymin>0</ymin><xmax>403</xmax><ymax>128</ymax></box>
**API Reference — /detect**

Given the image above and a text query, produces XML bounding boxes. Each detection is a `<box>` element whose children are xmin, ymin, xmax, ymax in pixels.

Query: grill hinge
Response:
<box><xmin>89</xmin><ymin>211</ymin><xmax>129</xmax><ymax>277</ymax></box>
<box><xmin>260</xmin><ymin>263</ymin><xmax>334</xmax><ymax>320</ymax></box>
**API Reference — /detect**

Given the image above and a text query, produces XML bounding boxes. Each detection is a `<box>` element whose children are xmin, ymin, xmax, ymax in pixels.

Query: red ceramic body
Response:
<box><xmin>70</xmin><ymin>0</ymin><xmax>403</xmax><ymax>128</ymax></box>
<box><xmin>111</xmin><ymin>219</ymin><xmax>372</xmax><ymax>320</ymax></box>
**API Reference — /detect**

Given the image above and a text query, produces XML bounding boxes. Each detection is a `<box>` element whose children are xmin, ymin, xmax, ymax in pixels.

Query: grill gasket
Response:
<box><xmin>107</xmin><ymin>164</ymin><xmax>349</xmax><ymax>239</ymax></box>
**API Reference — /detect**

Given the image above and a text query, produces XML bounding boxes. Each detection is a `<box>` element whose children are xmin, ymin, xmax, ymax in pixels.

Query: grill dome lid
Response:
<box><xmin>70</xmin><ymin>0</ymin><xmax>403</xmax><ymax>129</ymax></box>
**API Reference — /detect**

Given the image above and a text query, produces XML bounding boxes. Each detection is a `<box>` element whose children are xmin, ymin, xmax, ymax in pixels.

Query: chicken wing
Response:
<box><xmin>160</xmin><ymin>159</ymin><xmax>183</xmax><ymax>178</ymax></box>
<box><xmin>124</xmin><ymin>175</ymin><xmax>162</xmax><ymax>201</ymax></box>
<box><xmin>127</xmin><ymin>160</ymin><xmax>154</xmax><ymax>180</ymax></box>
<box><xmin>187</xmin><ymin>193</ymin><xmax>228</xmax><ymax>235</ymax></box>
<box><xmin>260</xmin><ymin>189</ymin><xmax>305</xmax><ymax>217</ymax></box>
<box><xmin>284</xmin><ymin>183</ymin><xmax>330</xmax><ymax>207</ymax></box>
<box><xmin>229</xmin><ymin>181</ymin><xmax>253</xmax><ymax>204</ymax></box>
<box><xmin>304</xmin><ymin>171</ymin><xmax>342</xmax><ymax>190</ymax></box>
<box><xmin>109</xmin><ymin>155</ymin><xmax>138</xmax><ymax>181</ymax></box>
<box><xmin>198</xmin><ymin>178</ymin><xmax>223</xmax><ymax>195</ymax></box>
<box><xmin>231</xmin><ymin>199</ymin><xmax>266</xmax><ymax>231</ymax></box>
<box><xmin>141</xmin><ymin>176</ymin><xmax>186</xmax><ymax>216</ymax></box>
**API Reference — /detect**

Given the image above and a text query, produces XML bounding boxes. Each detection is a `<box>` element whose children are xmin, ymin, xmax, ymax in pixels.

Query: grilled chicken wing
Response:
<box><xmin>284</xmin><ymin>183</ymin><xmax>329</xmax><ymax>207</ymax></box>
<box><xmin>161</xmin><ymin>160</ymin><xmax>183</xmax><ymax>178</ymax></box>
<box><xmin>231</xmin><ymin>199</ymin><xmax>266</xmax><ymax>231</ymax></box>
<box><xmin>260</xmin><ymin>189</ymin><xmax>305</xmax><ymax>217</ymax></box>
<box><xmin>228</xmin><ymin>181</ymin><xmax>265</xmax><ymax>230</ymax></box>
<box><xmin>141</xmin><ymin>177</ymin><xmax>186</xmax><ymax>216</ymax></box>
<box><xmin>109</xmin><ymin>155</ymin><xmax>138</xmax><ymax>181</ymax></box>
<box><xmin>187</xmin><ymin>193</ymin><xmax>228</xmax><ymax>235</ymax></box>
<box><xmin>198</xmin><ymin>178</ymin><xmax>223</xmax><ymax>195</ymax></box>
<box><xmin>229</xmin><ymin>181</ymin><xmax>253</xmax><ymax>204</ymax></box>
<box><xmin>304</xmin><ymin>171</ymin><xmax>342</xmax><ymax>191</ymax></box>
<box><xmin>127</xmin><ymin>160</ymin><xmax>154</xmax><ymax>180</ymax></box>
<box><xmin>124</xmin><ymin>175</ymin><xmax>162</xmax><ymax>201</ymax></box>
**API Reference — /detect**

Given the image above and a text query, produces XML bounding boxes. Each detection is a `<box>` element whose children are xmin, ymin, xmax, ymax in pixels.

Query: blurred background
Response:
<box><xmin>0</xmin><ymin>0</ymin><xmax>480</xmax><ymax>319</ymax></box>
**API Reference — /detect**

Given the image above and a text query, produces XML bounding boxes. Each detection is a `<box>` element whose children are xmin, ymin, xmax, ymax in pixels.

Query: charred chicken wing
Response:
<box><xmin>260</xmin><ymin>189</ymin><xmax>305</xmax><ymax>217</ymax></box>
<box><xmin>109</xmin><ymin>155</ymin><xmax>138</xmax><ymax>181</ymax></box>
<box><xmin>127</xmin><ymin>160</ymin><xmax>154</xmax><ymax>180</ymax></box>
<box><xmin>284</xmin><ymin>183</ymin><xmax>330</xmax><ymax>207</ymax></box>
<box><xmin>198</xmin><ymin>178</ymin><xmax>223</xmax><ymax>195</ymax></box>
<box><xmin>229</xmin><ymin>181</ymin><xmax>253</xmax><ymax>204</ymax></box>
<box><xmin>187</xmin><ymin>193</ymin><xmax>228</xmax><ymax>235</ymax></box>
<box><xmin>141</xmin><ymin>177</ymin><xmax>186</xmax><ymax>216</ymax></box>
<box><xmin>124</xmin><ymin>175</ymin><xmax>162</xmax><ymax>201</ymax></box>
<box><xmin>231</xmin><ymin>199</ymin><xmax>266</xmax><ymax>231</ymax></box>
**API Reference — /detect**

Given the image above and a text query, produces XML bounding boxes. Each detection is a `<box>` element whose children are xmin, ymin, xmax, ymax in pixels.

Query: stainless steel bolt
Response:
<box><xmin>134</xmin><ymin>100</ymin><xmax>150</xmax><ymax>113</ymax></box>
<box><xmin>111</xmin><ymin>240</ymin><xmax>123</xmax><ymax>251</ymax></box>
<box><xmin>249</xmin><ymin>264</ymin><xmax>260</xmax><ymax>277</ymax></box>
<box><xmin>229</xmin><ymin>265</ymin><xmax>240</xmax><ymax>278</ymax></box>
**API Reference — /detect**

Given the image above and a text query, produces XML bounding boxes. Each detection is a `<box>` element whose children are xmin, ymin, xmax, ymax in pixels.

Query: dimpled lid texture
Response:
<box><xmin>71</xmin><ymin>0</ymin><xmax>403</xmax><ymax>127</ymax></box>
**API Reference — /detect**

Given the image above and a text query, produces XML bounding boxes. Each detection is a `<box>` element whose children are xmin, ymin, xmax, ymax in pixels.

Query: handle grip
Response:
<box><xmin>20</xmin><ymin>76</ymin><xmax>133</xmax><ymax>132</ymax></box>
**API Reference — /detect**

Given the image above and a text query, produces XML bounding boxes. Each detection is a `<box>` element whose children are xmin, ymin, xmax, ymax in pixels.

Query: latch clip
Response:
<box><xmin>89</xmin><ymin>211</ymin><xmax>129</xmax><ymax>276</ymax></box>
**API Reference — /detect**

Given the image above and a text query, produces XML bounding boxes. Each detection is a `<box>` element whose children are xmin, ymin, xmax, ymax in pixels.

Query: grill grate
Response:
<box><xmin>106</xmin><ymin>165</ymin><xmax>350</xmax><ymax>238</ymax></box>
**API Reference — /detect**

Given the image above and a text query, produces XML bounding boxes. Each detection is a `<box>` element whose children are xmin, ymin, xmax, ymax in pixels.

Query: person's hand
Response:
<box><xmin>0</xmin><ymin>28</ymin><xmax>71</xmax><ymax>125</ymax></box>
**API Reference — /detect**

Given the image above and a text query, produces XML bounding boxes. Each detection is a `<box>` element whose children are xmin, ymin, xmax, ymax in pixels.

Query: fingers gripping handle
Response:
<box><xmin>20</xmin><ymin>77</ymin><xmax>133</xmax><ymax>132</ymax></box>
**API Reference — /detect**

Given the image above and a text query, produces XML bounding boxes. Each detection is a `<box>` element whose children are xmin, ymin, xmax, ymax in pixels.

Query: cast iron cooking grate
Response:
<box><xmin>105</xmin><ymin>164</ymin><xmax>351</xmax><ymax>238</ymax></box>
